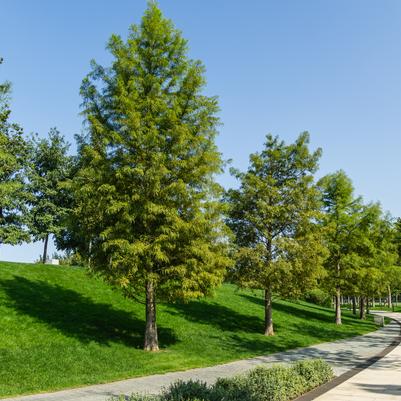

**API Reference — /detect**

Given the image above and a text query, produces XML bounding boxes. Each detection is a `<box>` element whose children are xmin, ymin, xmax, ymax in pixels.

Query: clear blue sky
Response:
<box><xmin>1</xmin><ymin>0</ymin><xmax>401</xmax><ymax>262</ymax></box>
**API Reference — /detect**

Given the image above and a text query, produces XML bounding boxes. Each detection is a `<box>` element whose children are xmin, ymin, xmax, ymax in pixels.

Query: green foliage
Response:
<box><xmin>163</xmin><ymin>380</ymin><xmax>211</xmax><ymax>401</ymax></box>
<box><xmin>226</xmin><ymin>132</ymin><xmax>326</xmax><ymax>333</ymax></box>
<box><xmin>0</xmin><ymin>58</ymin><xmax>30</xmax><ymax>245</ymax></box>
<box><xmin>74</xmin><ymin>2</ymin><xmax>230</xmax><ymax>349</ymax></box>
<box><xmin>212</xmin><ymin>376</ymin><xmax>252</xmax><ymax>401</ymax></box>
<box><xmin>26</xmin><ymin>128</ymin><xmax>74</xmax><ymax>260</ymax></box>
<box><xmin>51</xmin><ymin>251</ymin><xmax>87</xmax><ymax>267</ymax></box>
<box><xmin>244</xmin><ymin>364</ymin><xmax>306</xmax><ymax>401</ymax></box>
<box><xmin>110</xmin><ymin>360</ymin><xmax>333</xmax><ymax>401</ymax></box>
<box><xmin>318</xmin><ymin>171</ymin><xmax>398</xmax><ymax>320</ymax></box>
<box><xmin>318</xmin><ymin>170</ymin><xmax>363</xmax><ymax>290</ymax></box>
<box><xmin>383</xmin><ymin>265</ymin><xmax>401</xmax><ymax>292</ymax></box>
<box><xmin>394</xmin><ymin>218</ymin><xmax>401</xmax><ymax>265</ymax></box>
<box><xmin>292</xmin><ymin>359</ymin><xmax>334</xmax><ymax>391</ymax></box>
<box><xmin>0</xmin><ymin>262</ymin><xmax>376</xmax><ymax>397</ymax></box>
<box><xmin>303</xmin><ymin>288</ymin><xmax>331</xmax><ymax>307</ymax></box>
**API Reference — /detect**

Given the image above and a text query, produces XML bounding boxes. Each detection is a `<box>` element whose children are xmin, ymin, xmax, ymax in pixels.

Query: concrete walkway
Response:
<box><xmin>3</xmin><ymin>315</ymin><xmax>400</xmax><ymax>401</ymax></box>
<box><xmin>311</xmin><ymin>312</ymin><xmax>401</xmax><ymax>401</ymax></box>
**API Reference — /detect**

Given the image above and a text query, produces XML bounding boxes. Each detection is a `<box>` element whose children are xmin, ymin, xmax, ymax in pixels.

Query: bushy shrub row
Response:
<box><xmin>110</xmin><ymin>359</ymin><xmax>333</xmax><ymax>401</ymax></box>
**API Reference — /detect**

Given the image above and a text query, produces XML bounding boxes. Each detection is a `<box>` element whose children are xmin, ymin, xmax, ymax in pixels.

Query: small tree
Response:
<box><xmin>75</xmin><ymin>3</ymin><xmax>231</xmax><ymax>351</ymax></box>
<box><xmin>0</xmin><ymin>58</ymin><xmax>30</xmax><ymax>245</ymax></box>
<box><xmin>355</xmin><ymin>207</ymin><xmax>397</xmax><ymax>313</ymax></box>
<box><xmin>226</xmin><ymin>133</ymin><xmax>326</xmax><ymax>336</ymax></box>
<box><xmin>371</xmin><ymin>215</ymin><xmax>398</xmax><ymax>309</ymax></box>
<box><xmin>53</xmin><ymin>134</ymin><xmax>90</xmax><ymax>263</ymax></box>
<box><xmin>318</xmin><ymin>171</ymin><xmax>365</xmax><ymax>325</ymax></box>
<box><xmin>27</xmin><ymin>128</ymin><xmax>73</xmax><ymax>263</ymax></box>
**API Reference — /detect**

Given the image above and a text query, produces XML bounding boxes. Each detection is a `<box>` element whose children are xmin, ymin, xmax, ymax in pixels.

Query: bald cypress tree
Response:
<box><xmin>226</xmin><ymin>133</ymin><xmax>326</xmax><ymax>336</ymax></box>
<box><xmin>76</xmin><ymin>3</ymin><xmax>230</xmax><ymax>351</ymax></box>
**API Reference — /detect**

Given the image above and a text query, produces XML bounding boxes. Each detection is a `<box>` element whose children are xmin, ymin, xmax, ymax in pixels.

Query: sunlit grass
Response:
<box><xmin>0</xmin><ymin>261</ymin><xmax>378</xmax><ymax>397</ymax></box>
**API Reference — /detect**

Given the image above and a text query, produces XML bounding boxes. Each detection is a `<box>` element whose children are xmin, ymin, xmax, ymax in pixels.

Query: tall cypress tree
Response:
<box><xmin>0</xmin><ymin>58</ymin><xmax>29</xmax><ymax>246</ymax></box>
<box><xmin>317</xmin><ymin>171</ymin><xmax>367</xmax><ymax>325</ymax></box>
<box><xmin>76</xmin><ymin>3</ymin><xmax>230</xmax><ymax>351</ymax></box>
<box><xmin>226</xmin><ymin>133</ymin><xmax>325</xmax><ymax>336</ymax></box>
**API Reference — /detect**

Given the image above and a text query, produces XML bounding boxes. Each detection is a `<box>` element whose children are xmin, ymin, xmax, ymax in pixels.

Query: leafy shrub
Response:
<box><xmin>163</xmin><ymin>379</ymin><xmax>212</xmax><ymax>401</ymax></box>
<box><xmin>245</xmin><ymin>365</ymin><xmax>307</xmax><ymax>401</ymax></box>
<box><xmin>110</xmin><ymin>359</ymin><xmax>334</xmax><ymax>401</ymax></box>
<box><xmin>292</xmin><ymin>359</ymin><xmax>334</xmax><ymax>391</ymax></box>
<box><xmin>212</xmin><ymin>375</ymin><xmax>253</xmax><ymax>401</ymax></box>
<box><xmin>304</xmin><ymin>288</ymin><xmax>331</xmax><ymax>307</ymax></box>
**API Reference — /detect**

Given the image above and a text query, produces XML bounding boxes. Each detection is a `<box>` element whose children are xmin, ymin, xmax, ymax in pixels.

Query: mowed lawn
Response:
<box><xmin>0</xmin><ymin>262</ymin><xmax>378</xmax><ymax>398</ymax></box>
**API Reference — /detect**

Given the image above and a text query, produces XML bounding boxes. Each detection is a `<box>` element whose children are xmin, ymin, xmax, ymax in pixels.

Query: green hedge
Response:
<box><xmin>110</xmin><ymin>359</ymin><xmax>334</xmax><ymax>401</ymax></box>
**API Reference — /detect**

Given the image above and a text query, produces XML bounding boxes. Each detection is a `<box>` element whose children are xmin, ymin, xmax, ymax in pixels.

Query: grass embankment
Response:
<box><xmin>371</xmin><ymin>305</ymin><xmax>401</xmax><ymax>312</ymax></box>
<box><xmin>0</xmin><ymin>261</ymin><xmax>378</xmax><ymax>398</ymax></box>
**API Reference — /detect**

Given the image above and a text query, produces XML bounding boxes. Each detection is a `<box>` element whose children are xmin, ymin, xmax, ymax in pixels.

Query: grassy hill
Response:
<box><xmin>0</xmin><ymin>261</ymin><xmax>378</xmax><ymax>398</ymax></box>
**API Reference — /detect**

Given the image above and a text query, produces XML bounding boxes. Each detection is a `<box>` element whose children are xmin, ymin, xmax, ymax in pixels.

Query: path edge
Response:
<box><xmin>294</xmin><ymin>318</ymin><xmax>401</xmax><ymax>401</ymax></box>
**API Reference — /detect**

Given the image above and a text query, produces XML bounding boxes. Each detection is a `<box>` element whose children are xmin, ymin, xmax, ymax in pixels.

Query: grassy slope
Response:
<box><xmin>371</xmin><ymin>305</ymin><xmax>401</xmax><ymax>312</ymax></box>
<box><xmin>0</xmin><ymin>261</ymin><xmax>378</xmax><ymax>398</ymax></box>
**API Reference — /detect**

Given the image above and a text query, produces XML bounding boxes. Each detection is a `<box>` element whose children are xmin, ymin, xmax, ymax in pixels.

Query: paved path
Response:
<box><xmin>310</xmin><ymin>312</ymin><xmax>401</xmax><ymax>401</ymax></box>
<box><xmin>3</xmin><ymin>316</ymin><xmax>400</xmax><ymax>401</ymax></box>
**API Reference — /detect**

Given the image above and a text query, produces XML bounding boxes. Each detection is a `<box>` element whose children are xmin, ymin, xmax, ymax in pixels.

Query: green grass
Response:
<box><xmin>0</xmin><ymin>261</ymin><xmax>379</xmax><ymax>398</ymax></box>
<box><xmin>371</xmin><ymin>305</ymin><xmax>401</xmax><ymax>312</ymax></box>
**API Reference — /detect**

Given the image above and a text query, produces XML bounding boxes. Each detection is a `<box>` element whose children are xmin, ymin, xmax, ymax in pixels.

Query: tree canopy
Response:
<box><xmin>27</xmin><ymin>128</ymin><xmax>73</xmax><ymax>263</ymax></box>
<box><xmin>74</xmin><ymin>3</ymin><xmax>231</xmax><ymax>350</ymax></box>
<box><xmin>226</xmin><ymin>132</ymin><xmax>326</xmax><ymax>335</ymax></box>
<box><xmin>0</xmin><ymin>58</ymin><xmax>29</xmax><ymax>246</ymax></box>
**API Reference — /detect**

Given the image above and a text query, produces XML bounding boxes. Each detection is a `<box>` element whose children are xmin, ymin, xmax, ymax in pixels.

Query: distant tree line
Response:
<box><xmin>1</xmin><ymin>3</ymin><xmax>401</xmax><ymax>351</ymax></box>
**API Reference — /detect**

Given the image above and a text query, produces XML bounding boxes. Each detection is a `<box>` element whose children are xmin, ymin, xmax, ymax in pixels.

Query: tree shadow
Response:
<box><xmin>355</xmin><ymin>384</ymin><xmax>401</xmax><ymax>396</ymax></box>
<box><xmin>0</xmin><ymin>276</ymin><xmax>176</xmax><ymax>348</ymax></box>
<box><xmin>240</xmin><ymin>293</ymin><xmax>373</xmax><ymax>328</ymax></box>
<box><xmin>165</xmin><ymin>297</ymin><xmax>314</xmax><ymax>355</ymax></box>
<box><xmin>167</xmin><ymin>299</ymin><xmax>267</xmax><ymax>334</ymax></box>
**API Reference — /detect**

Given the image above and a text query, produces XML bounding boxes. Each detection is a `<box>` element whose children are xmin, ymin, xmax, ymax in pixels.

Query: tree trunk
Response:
<box><xmin>372</xmin><ymin>297</ymin><xmax>375</xmax><ymax>308</ymax></box>
<box><xmin>360</xmin><ymin>296</ymin><xmax>366</xmax><ymax>320</ymax></box>
<box><xmin>388</xmin><ymin>286</ymin><xmax>392</xmax><ymax>310</ymax></box>
<box><xmin>352</xmin><ymin>296</ymin><xmax>356</xmax><ymax>315</ymax></box>
<box><xmin>144</xmin><ymin>281</ymin><xmax>159</xmax><ymax>351</ymax></box>
<box><xmin>264</xmin><ymin>288</ymin><xmax>274</xmax><ymax>336</ymax></box>
<box><xmin>42</xmin><ymin>234</ymin><xmax>49</xmax><ymax>264</ymax></box>
<box><xmin>366</xmin><ymin>296</ymin><xmax>370</xmax><ymax>314</ymax></box>
<box><xmin>335</xmin><ymin>287</ymin><xmax>342</xmax><ymax>325</ymax></box>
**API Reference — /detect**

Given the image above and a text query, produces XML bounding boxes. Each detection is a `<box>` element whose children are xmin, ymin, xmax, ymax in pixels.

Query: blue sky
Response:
<box><xmin>1</xmin><ymin>0</ymin><xmax>401</xmax><ymax>262</ymax></box>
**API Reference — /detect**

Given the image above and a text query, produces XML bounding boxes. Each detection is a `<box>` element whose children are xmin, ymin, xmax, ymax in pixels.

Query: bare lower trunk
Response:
<box><xmin>352</xmin><ymin>296</ymin><xmax>356</xmax><ymax>315</ymax></box>
<box><xmin>264</xmin><ymin>288</ymin><xmax>274</xmax><ymax>336</ymax></box>
<box><xmin>335</xmin><ymin>287</ymin><xmax>342</xmax><ymax>325</ymax></box>
<box><xmin>144</xmin><ymin>281</ymin><xmax>159</xmax><ymax>351</ymax></box>
<box><xmin>42</xmin><ymin>234</ymin><xmax>49</xmax><ymax>264</ymax></box>
<box><xmin>359</xmin><ymin>296</ymin><xmax>366</xmax><ymax>320</ymax></box>
<box><xmin>388</xmin><ymin>286</ymin><xmax>392</xmax><ymax>310</ymax></box>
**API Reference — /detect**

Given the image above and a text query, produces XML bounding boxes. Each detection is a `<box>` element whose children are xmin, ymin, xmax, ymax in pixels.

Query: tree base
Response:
<box><xmin>264</xmin><ymin>327</ymin><xmax>275</xmax><ymax>336</ymax></box>
<box><xmin>144</xmin><ymin>344</ymin><xmax>160</xmax><ymax>352</ymax></box>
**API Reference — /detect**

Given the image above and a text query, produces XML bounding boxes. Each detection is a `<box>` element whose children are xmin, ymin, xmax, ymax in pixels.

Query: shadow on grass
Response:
<box><xmin>167</xmin><ymin>299</ymin><xmax>266</xmax><ymax>334</ymax></box>
<box><xmin>0</xmin><ymin>276</ymin><xmax>176</xmax><ymax>348</ymax></box>
<box><xmin>240</xmin><ymin>293</ymin><xmax>373</xmax><ymax>327</ymax></box>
